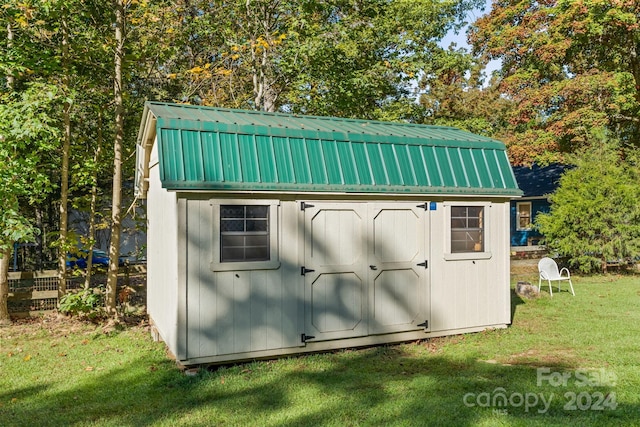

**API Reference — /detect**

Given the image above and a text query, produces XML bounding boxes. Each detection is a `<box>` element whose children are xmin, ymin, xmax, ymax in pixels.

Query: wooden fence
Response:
<box><xmin>7</xmin><ymin>264</ymin><xmax>147</xmax><ymax>317</ymax></box>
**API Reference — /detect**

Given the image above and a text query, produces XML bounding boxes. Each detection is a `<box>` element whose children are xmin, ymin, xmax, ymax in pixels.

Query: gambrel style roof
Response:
<box><xmin>136</xmin><ymin>102</ymin><xmax>521</xmax><ymax>198</ymax></box>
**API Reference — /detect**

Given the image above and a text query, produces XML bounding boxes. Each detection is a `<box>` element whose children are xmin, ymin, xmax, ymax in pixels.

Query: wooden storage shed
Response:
<box><xmin>135</xmin><ymin>101</ymin><xmax>522</xmax><ymax>366</ymax></box>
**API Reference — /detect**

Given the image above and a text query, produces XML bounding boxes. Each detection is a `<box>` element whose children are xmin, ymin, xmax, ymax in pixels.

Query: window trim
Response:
<box><xmin>443</xmin><ymin>202</ymin><xmax>492</xmax><ymax>261</ymax></box>
<box><xmin>210</xmin><ymin>200</ymin><xmax>280</xmax><ymax>272</ymax></box>
<box><xmin>516</xmin><ymin>201</ymin><xmax>533</xmax><ymax>231</ymax></box>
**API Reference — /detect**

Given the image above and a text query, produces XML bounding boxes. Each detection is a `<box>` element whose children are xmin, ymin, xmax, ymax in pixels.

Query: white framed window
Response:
<box><xmin>516</xmin><ymin>202</ymin><xmax>532</xmax><ymax>230</ymax></box>
<box><xmin>451</xmin><ymin>206</ymin><xmax>484</xmax><ymax>253</ymax></box>
<box><xmin>444</xmin><ymin>202</ymin><xmax>492</xmax><ymax>260</ymax></box>
<box><xmin>210</xmin><ymin>200</ymin><xmax>280</xmax><ymax>271</ymax></box>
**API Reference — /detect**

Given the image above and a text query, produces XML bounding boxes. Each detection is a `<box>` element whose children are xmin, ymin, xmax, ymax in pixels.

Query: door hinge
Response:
<box><xmin>417</xmin><ymin>260</ymin><xmax>428</xmax><ymax>268</ymax></box>
<box><xmin>417</xmin><ymin>320</ymin><xmax>429</xmax><ymax>329</ymax></box>
<box><xmin>300</xmin><ymin>202</ymin><xmax>315</xmax><ymax>211</ymax></box>
<box><xmin>416</xmin><ymin>203</ymin><xmax>428</xmax><ymax>211</ymax></box>
<box><xmin>301</xmin><ymin>266</ymin><xmax>315</xmax><ymax>276</ymax></box>
<box><xmin>301</xmin><ymin>333</ymin><xmax>315</xmax><ymax>343</ymax></box>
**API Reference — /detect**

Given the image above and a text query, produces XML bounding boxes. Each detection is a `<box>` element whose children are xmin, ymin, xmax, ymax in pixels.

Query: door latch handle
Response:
<box><xmin>369</xmin><ymin>265</ymin><xmax>378</xmax><ymax>270</ymax></box>
<box><xmin>301</xmin><ymin>267</ymin><xmax>315</xmax><ymax>275</ymax></box>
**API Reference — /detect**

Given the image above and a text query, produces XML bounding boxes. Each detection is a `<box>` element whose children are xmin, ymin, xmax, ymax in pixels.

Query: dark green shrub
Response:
<box><xmin>535</xmin><ymin>138</ymin><xmax>640</xmax><ymax>273</ymax></box>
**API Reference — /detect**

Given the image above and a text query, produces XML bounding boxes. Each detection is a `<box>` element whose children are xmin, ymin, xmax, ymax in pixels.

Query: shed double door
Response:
<box><xmin>302</xmin><ymin>202</ymin><xmax>429</xmax><ymax>342</ymax></box>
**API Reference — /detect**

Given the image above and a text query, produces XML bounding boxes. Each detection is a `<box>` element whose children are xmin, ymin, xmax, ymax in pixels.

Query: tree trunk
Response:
<box><xmin>58</xmin><ymin>15</ymin><xmax>71</xmax><ymax>295</ymax></box>
<box><xmin>58</xmin><ymin>103</ymin><xmax>71</xmax><ymax>294</ymax></box>
<box><xmin>84</xmin><ymin>143</ymin><xmax>102</xmax><ymax>290</ymax></box>
<box><xmin>6</xmin><ymin>22</ymin><xmax>14</xmax><ymax>89</ymax></box>
<box><xmin>0</xmin><ymin>248</ymin><xmax>11</xmax><ymax>325</ymax></box>
<box><xmin>106</xmin><ymin>0</ymin><xmax>125</xmax><ymax>315</ymax></box>
<box><xmin>2</xmin><ymin>20</ymin><xmax>14</xmax><ymax>324</ymax></box>
<box><xmin>83</xmin><ymin>169</ymin><xmax>99</xmax><ymax>291</ymax></box>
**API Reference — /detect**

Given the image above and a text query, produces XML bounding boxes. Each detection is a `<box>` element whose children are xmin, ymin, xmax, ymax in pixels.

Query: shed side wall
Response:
<box><xmin>429</xmin><ymin>200</ymin><xmax>511</xmax><ymax>331</ymax></box>
<box><xmin>147</xmin><ymin>142</ymin><xmax>180</xmax><ymax>355</ymax></box>
<box><xmin>178</xmin><ymin>194</ymin><xmax>511</xmax><ymax>364</ymax></box>
<box><xmin>184</xmin><ymin>198</ymin><xmax>302</xmax><ymax>360</ymax></box>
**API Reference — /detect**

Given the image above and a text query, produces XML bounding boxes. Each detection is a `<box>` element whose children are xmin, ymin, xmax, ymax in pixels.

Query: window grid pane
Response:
<box><xmin>246</xmin><ymin>205</ymin><xmax>269</xmax><ymax>218</ymax></box>
<box><xmin>517</xmin><ymin>202</ymin><xmax>532</xmax><ymax>230</ymax></box>
<box><xmin>451</xmin><ymin>206</ymin><xmax>484</xmax><ymax>253</ymax></box>
<box><xmin>221</xmin><ymin>205</ymin><xmax>270</xmax><ymax>262</ymax></box>
<box><xmin>221</xmin><ymin>219</ymin><xmax>245</xmax><ymax>232</ymax></box>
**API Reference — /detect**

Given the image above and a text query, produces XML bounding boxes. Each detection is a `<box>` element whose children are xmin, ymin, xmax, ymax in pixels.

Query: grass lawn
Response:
<box><xmin>1</xmin><ymin>271</ymin><xmax>639</xmax><ymax>426</ymax></box>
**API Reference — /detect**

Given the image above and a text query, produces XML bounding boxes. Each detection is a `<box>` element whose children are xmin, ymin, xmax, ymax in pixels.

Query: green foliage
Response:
<box><xmin>535</xmin><ymin>137</ymin><xmax>640</xmax><ymax>273</ymax></box>
<box><xmin>419</xmin><ymin>50</ymin><xmax>515</xmax><ymax>136</ymax></box>
<box><xmin>58</xmin><ymin>289</ymin><xmax>102</xmax><ymax>317</ymax></box>
<box><xmin>0</xmin><ymin>83</ymin><xmax>60</xmax><ymax>252</ymax></box>
<box><xmin>131</xmin><ymin>0</ymin><xmax>484</xmax><ymax>119</ymax></box>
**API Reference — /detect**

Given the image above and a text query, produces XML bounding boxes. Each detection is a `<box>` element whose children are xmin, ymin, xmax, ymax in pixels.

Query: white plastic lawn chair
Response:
<box><xmin>538</xmin><ymin>257</ymin><xmax>575</xmax><ymax>297</ymax></box>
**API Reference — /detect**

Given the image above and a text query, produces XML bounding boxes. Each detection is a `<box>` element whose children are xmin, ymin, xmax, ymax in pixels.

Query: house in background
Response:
<box><xmin>135</xmin><ymin>101</ymin><xmax>522</xmax><ymax>366</ymax></box>
<box><xmin>510</xmin><ymin>164</ymin><xmax>566</xmax><ymax>248</ymax></box>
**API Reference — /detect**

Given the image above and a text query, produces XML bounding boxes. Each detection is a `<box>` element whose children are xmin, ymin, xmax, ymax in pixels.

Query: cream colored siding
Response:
<box><xmin>146</xmin><ymin>141</ymin><xmax>180</xmax><ymax>354</ymax></box>
<box><xmin>429</xmin><ymin>200</ymin><xmax>510</xmax><ymax>332</ymax></box>
<box><xmin>184</xmin><ymin>199</ymin><xmax>302</xmax><ymax>359</ymax></box>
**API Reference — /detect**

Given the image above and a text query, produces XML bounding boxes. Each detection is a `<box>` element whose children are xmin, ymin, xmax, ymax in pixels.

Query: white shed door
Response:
<box><xmin>303</xmin><ymin>203</ymin><xmax>368</xmax><ymax>341</ymax></box>
<box><xmin>303</xmin><ymin>202</ymin><xmax>429</xmax><ymax>342</ymax></box>
<box><xmin>368</xmin><ymin>203</ymin><xmax>428</xmax><ymax>334</ymax></box>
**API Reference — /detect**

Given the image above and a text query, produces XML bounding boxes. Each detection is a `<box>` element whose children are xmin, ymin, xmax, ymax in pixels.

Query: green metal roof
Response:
<box><xmin>136</xmin><ymin>101</ymin><xmax>522</xmax><ymax>196</ymax></box>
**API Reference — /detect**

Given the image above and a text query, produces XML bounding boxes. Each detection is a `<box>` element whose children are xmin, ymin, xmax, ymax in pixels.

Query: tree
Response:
<box><xmin>138</xmin><ymin>0</ymin><xmax>484</xmax><ymax>119</ymax></box>
<box><xmin>535</xmin><ymin>136</ymin><xmax>640</xmax><ymax>273</ymax></box>
<box><xmin>58</xmin><ymin>8</ymin><xmax>72</xmax><ymax>294</ymax></box>
<box><xmin>470</xmin><ymin>0</ymin><xmax>640</xmax><ymax>165</ymax></box>
<box><xmin>105</xmin><ymin>0</ymin><xmax>126</xmax><ymax>316</ymax></box>
<box><xmin>0</xmin><ymin>85</ymin><xmax>60</xmax><ymax>322</ymax></box>
<box><xmin>285</xmin><ymin>0</ymin><xmax>486</xmax><ymax>120</ymax></box>
<box><xmin>1</xmin><ymin>0</ymin><xmax>118</xmax><ymax>315</ymax></box>
<box><xmin>418</xmin><ymin>45</ymin><xmax>514</xmax><ymax>136</ymax></box>
<box><xmin>58</xmin><ymin>2</ymin><xmax>116</xmax><ymax>293</ymax></box>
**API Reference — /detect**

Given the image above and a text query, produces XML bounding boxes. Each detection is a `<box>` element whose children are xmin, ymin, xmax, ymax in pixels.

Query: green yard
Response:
<box><xmin>1</xmin><ymin>272</ymin><xmax>639</xmax><ymax>426</ymax></box>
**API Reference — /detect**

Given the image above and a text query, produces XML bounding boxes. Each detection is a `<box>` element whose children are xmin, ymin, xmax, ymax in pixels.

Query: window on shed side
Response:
<box><xmin>220</xmin><ymin>205</ymin><xmax>270</xmax><ymax>262</ymax></box>
<box><xmin>451</xmin><ymin>206</ymin><xmax>484</xmax><ymax>253</ymax></box>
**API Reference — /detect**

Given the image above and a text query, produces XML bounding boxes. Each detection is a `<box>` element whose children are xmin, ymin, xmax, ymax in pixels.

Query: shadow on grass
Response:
<box><xmin>511</xmin><ymin>288</ymin><xmax>525</xmax><ymax>324</ymax></box>
<box><xmin>0</xmin><ymin>343</ymin><xmax>631</xmax><ymax>426</ymax></box>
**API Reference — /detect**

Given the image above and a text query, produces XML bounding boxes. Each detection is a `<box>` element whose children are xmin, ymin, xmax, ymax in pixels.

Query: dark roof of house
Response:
<box><xmin>136</xmin><ymin>101</ymin><xmax>522</xmax><ymax>197</ymax></box>
<box><xmin>512</xmin><ymin>164</ymin><xmax>567</xmax><ymax>198</ymax></box>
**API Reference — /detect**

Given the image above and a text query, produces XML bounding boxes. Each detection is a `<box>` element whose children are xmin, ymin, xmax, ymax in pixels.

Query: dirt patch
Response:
<box><xmin>511</xmin><ymin>259</ymin><xmax>539</xmax><ymax>275</ymax></box>
<box><xmin>0</xmin><ymin>312</ymin><xmax>148</xmax><ymax>344</ymax></box>
<box><xmin>503</xmin><ymin>348</ymin><xmax>581</xmax><ymax>368</ymax></box>
<box><xmin>0</xmin><ymin>313</ymin><xmax>88</xmax><ymax>339</ymax></box>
